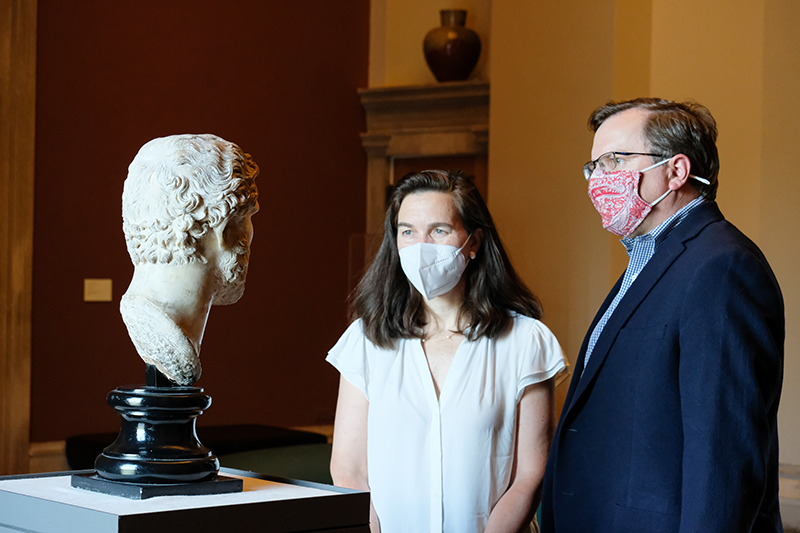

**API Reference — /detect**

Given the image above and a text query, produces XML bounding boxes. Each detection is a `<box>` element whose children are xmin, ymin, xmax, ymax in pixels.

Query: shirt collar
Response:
<box><xmin>621</xmin><ymin>196</ymin><xmax>705</xmax><ymax>253</ymax></box>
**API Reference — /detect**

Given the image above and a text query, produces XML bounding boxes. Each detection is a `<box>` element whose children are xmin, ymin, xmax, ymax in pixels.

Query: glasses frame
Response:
<box><xmin>583</xmin><ymin>151</ymin><xmax>668</xmax><ymax>180</ymax></box>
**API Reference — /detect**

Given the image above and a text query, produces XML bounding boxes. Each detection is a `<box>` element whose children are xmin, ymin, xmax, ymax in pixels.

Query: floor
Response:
<box><xmin>782</xmin><ymin>464</ymin><xmax>800</xmax><ymax>532</ymax></box>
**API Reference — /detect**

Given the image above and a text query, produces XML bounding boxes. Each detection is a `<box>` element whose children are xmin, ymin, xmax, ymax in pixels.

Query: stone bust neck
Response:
<box><xmin>120</xmin><ymin>260</ymin><xmax>219</xmax><ymax>385</ymax></box>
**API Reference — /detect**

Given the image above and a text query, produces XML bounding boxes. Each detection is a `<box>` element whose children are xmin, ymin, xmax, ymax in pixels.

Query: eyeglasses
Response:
<box><xmin>583</xmin><ymin>151</ymin><xmax>667</xmax><ymax>180</ymax></box>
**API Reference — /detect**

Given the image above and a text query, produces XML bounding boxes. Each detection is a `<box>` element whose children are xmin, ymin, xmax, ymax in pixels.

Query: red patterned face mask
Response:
<box><xmin>587</xmin><ymin>158</ymin><xmax>671</xmax><ymax>237</ymax></box>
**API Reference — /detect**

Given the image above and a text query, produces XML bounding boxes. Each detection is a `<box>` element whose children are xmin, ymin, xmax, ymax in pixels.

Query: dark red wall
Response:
<box><xmin>31</xmin><ymin>1</ymin><xmax>369</xmax><ymax>441</ymax></box>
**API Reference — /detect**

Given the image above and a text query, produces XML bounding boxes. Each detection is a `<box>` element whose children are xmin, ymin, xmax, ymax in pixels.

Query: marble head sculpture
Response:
<box><xmin>121</xmin><ymin>134</ymin><xmax>259</xmax><ymax>385</ymax></box>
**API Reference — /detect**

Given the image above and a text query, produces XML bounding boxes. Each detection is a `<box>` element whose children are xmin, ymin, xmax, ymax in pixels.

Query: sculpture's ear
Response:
<box><xmin>210</xmin><ymin>220</ymin><xmax>229</xmax><ymax>252</ymax></box>
<box><xmin>207</xmin><ymin>212</ymin><xmax>254</xmax><ymax>257</ymax></box>
<box><xmin>210</xmin><ymin>217</ymin><xmax>247</xmax><ymax>253</ymax></box>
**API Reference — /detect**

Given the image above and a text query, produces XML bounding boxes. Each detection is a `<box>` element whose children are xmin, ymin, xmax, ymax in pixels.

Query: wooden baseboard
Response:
<box><xmin>26</xmin><ymin>425</ymin><xmax>335</xmax><ymax>475</ymax></box>
<box><xmin>29</xmin><ymin>440</ymin><xmax>69</xmax><ymax>473</ymax></box>
<box><xmin>293</xmin><ymin>424</ymin><xmax>334</xmax><ymax>443</ymax></box>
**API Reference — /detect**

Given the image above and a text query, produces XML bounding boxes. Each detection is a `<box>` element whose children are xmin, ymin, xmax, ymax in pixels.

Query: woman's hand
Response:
<box><xmin>330</xmin><ymin>376</ymin><xmax>381</xmax><ymax>533</ymax></box>
<box><xmin>484</xmin><ymin>378</ymin><xmax>555</xmax><ymax>533</ymax></box>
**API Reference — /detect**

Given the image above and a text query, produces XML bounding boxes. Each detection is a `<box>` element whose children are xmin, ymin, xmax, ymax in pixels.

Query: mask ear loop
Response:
<box><xmin>643</xmin><ymin>156</ymin><xmax>712</xmax><ymax>184</ymax></box>
<box><xmin>644</xmin><ymin>158</ymin><xmax>712</xmax><ymax>207</ymax></box>
<box><xmin>641</xmin><ymin>154</ymin><xmax>712</xmax><ymax>186</ymax></box>
<box><xmin>639</xmin><ymin>158</ymin><xmax>673</xmax><ymax>207</ymax></box>
<box><xmin>650</xmin><ymin>189</ymin><xmax>672</xmax><ymax>207</ymax></box>
<box><xmin>456</xmin><ymin>233</ymin><xmax>473</xmax><ymax>254</ymax></box>
<box><xmin>458</xmin><ymin>233</ymin><xmax>479</xmax><ymax>262</ymax></box>
<box><xmin>640</xmin><ymin>157</ymin><xmax>671</xmax><ymax>173</ymax></box>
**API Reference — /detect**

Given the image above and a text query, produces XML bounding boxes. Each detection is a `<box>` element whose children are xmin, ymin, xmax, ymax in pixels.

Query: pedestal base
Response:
<box><xmin>70</xmin><ymin>472</ymin><xmax>243</xmax><ymax>500</ymax></box>
<box><xmin>92</xmin><ymin>366</ymin><xmax>220</xmax><ymax>486</ymax></box>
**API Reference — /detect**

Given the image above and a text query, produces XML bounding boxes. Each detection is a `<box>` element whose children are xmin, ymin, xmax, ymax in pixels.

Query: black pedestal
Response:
<box><xmin>74</xmin><ymin>365</ymin><xmax>242</xmax><ymax>497</ymax></box>
<box><xmin>70</xmin><ymin>472</ymin><xmax>243</xmax><ymax>499</ymax></box>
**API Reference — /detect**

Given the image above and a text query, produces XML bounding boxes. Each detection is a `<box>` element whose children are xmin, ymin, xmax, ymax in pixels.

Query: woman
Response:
<box><xmin>328</xmin><ymin>170</ymin><xmax>566</xmax><ymax>533</ymax></box>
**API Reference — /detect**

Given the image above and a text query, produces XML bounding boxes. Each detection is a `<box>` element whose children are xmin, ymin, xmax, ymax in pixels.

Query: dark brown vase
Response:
<box><xmin>423</xmin><ymin>9</ymin><xmax>482</xmax><ymax>82</ymax></box>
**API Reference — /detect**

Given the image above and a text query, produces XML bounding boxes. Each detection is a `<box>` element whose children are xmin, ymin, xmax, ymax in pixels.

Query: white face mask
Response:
<box><xmin>399</xmin><ymin>236</ymin><xmax>471</xmax><ymax>300</ymax></box>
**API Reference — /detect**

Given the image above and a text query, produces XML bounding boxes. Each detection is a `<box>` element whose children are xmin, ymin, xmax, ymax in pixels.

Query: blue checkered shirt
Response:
<box><xmin>581</xmin><ymin>197</ymin><xmax>705</xmax><ymax>376</ymax></box>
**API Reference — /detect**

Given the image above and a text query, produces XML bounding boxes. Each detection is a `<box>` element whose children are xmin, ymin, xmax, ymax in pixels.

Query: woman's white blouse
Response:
<box><xmin>327</xmin><ymin>315</ymin><xmax>567</xmax><ymax>533</ymax></box>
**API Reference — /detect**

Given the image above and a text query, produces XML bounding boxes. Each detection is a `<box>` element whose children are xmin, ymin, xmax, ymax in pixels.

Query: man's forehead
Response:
<box><xmin>591</xmin><ymin>108</ymin><xmax>650</xmax><ymax>158</ymax></box>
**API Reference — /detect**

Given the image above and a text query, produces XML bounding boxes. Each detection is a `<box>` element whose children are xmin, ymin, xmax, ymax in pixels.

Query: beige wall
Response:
<box><xmin>650</xmin><ymin>0</ymin><xmax>764</xmax><ymax>237</ymax></box>
<box><xmin>761</xmin><ymin>0</ymin><xmax>800</xmax><ymax>466</ymax></box>
<box><xmin>488</xmin><ymin>0</ymin><xmax>617</xmax><ymax>366</ymax></box>
<box><xmin>371</xmin><ymin>0</ymin><xmax>800</xmax><ymax>464</ymax></box>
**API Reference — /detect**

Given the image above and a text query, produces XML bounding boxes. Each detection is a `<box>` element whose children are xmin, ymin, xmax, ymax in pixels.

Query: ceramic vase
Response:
<box><xmin>423</xmin><ymin>9</ymin><xmax>482</xmax><ymax>82</ymax></box>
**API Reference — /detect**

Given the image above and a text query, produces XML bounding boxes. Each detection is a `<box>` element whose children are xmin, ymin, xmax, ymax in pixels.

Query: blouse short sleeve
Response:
<box><xmin>326</xmin><ymin>319</ymin><xmax>371</xmax><ymax>400</ymax></box>
<box><xmin>514</xmin><ymin>317</ymin><xmax>569</xmax><ymax>403</ymax></box>
<box><xmin>326</xmin><ymin>314</ymin><xmax>568</xmax><ymax>533</ymax></box>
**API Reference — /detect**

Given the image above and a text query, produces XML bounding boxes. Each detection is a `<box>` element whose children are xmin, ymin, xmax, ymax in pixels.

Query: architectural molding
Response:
<box><xmin>358</xmin><ymin>80</ymin><xmax>490</xmax><ymax>233</ymax></box>
<box><xmin>0</xmin><ymin>0</ymin><xmax>36</xmax><ymax>476</ymax></box>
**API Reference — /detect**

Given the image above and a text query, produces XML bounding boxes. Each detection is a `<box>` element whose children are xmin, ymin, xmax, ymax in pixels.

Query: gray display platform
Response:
<box><xmin>0</xmin><ymin>468</ymin><xmax>369</xmax><ymax>533</ymax></box>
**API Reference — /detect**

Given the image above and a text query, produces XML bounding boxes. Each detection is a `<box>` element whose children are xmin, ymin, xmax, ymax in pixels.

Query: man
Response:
<box><xmin>541</xmin><ymin>98</ymin><xmax>784</xmax><ymax>532</ymax></box>
<box><xmin>120</xmin><ymin>134</ymin><xmax>259</xmax><ymax>385</ymax></box>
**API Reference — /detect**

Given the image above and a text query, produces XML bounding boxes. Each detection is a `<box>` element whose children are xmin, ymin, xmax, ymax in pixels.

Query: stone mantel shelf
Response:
<box><xmin>358</xmin><ymin>79</ymin><xmax>489</xmax><ymax>101</ymax></box>
<box><xmin>358</xmin><ymin>80</ymin><xmax>489</xmax><ymax>133</ymax></box>
<box><xmin>358</xmin><ymin>80</ymin><xmax>490</xmax><ymax>233</ymax></box>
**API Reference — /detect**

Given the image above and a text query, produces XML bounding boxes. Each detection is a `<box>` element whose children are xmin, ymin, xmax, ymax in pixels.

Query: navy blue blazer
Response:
<box><xmin>541</xmin><ymin>202</ymin><xmax>784</xmax><ymax>532</ymax></box>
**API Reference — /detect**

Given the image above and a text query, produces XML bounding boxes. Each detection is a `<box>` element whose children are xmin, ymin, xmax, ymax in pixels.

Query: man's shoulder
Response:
<box><xmin>656</xmin><ymin>201</ymin><xmax>775</xmax><ymax>278</ymax></box>
<box><xmin>675</xmin><ymin>201</ymin><xmax>756</xmax><ymax>251</ymax></box>
<box><xmin>687</xmin><ymin>207</ymin><xmax>761</xmax><ymax>254</ymax></box>
<box><xmin>672</xmin><ymin>205</ymin><xmax>780</xmax><ymax>293</ymax></box>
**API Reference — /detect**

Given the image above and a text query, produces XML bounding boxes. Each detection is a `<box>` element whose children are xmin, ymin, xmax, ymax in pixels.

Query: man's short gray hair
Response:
<box><xmin>588</xmin><ymin>98</ymin><xmax>720</xmax><ymax>200</ymax></box>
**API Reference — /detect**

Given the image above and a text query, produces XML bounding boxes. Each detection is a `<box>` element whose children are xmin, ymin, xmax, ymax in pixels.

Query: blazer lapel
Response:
<box><xmin>562</xmin><ymin>275</ymin><xmax>623</xmax><ymax>409</ymax></box>
<box><xmin>564</xmin><ymin>202</ymin><xmax>724</xmax><ymax>416</ymax></box>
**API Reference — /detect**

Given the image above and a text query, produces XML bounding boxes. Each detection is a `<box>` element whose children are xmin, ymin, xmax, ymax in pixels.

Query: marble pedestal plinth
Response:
<box><xmin>0</xmin><ymin>468</ymin><xmax>369</xmax><ymax>533</ymax></box>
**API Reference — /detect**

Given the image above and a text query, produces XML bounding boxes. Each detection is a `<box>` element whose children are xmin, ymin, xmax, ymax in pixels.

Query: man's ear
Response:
<box><xmin>668</xmin><ymin>154</ymin><xmax>692</xmax><ymax>191</ymax></box>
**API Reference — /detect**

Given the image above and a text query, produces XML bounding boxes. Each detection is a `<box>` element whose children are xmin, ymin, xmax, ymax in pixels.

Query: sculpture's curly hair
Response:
<box><xmin>122</xmin><ymin>134</ymin><xmax>259</xmax><ymax>265</ymax></box>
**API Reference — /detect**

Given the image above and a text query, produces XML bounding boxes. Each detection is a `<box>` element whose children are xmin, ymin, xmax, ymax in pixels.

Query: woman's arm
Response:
<box><xmin>329</xmin><ymin>375</ymin><xmax>381</xmax><ymax>533</ymax></box>
<box><xmin>485</xmin><ymin>378</ymin><xmax>555</xmax><ymax>533</ymax></box>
